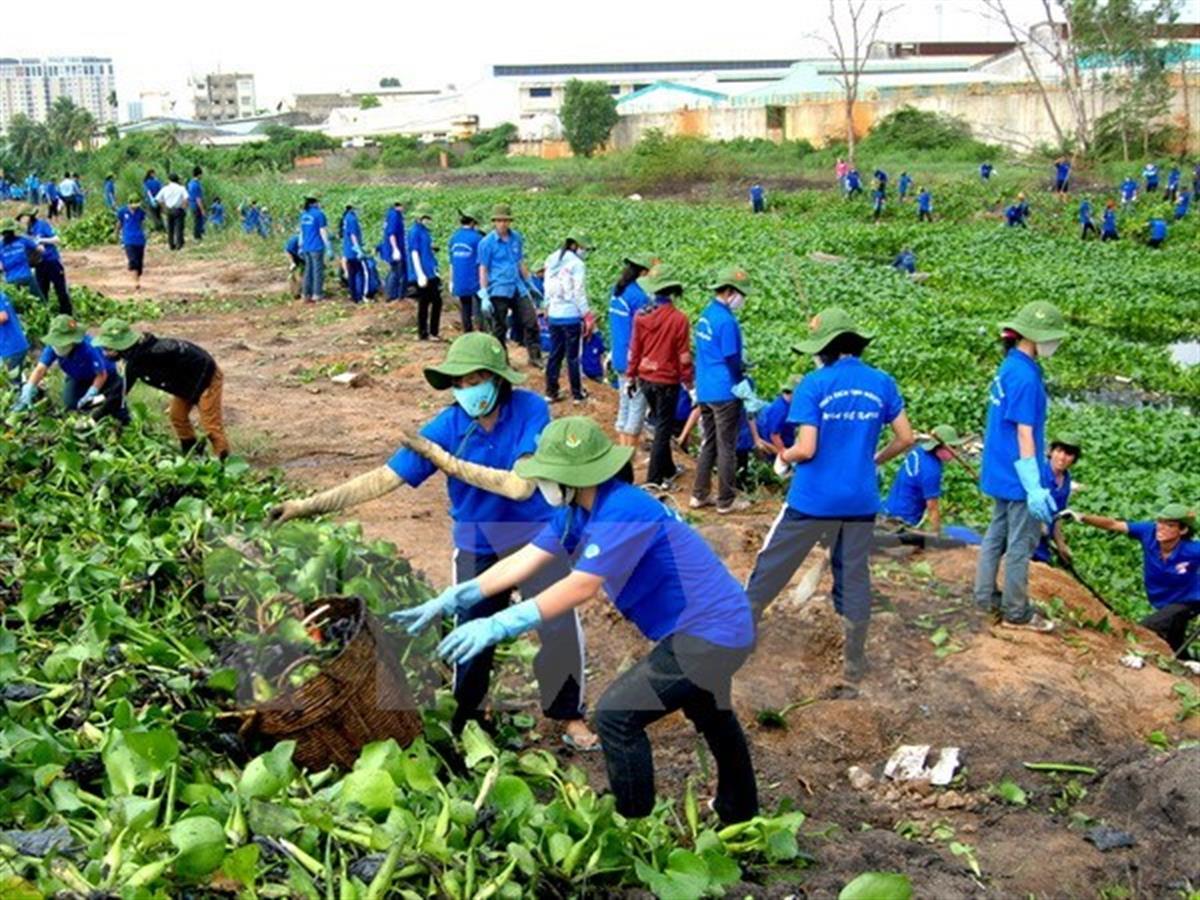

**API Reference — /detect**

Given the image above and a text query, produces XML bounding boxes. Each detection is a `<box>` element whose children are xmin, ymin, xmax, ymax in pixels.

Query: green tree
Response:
<box><xmin>46</xmin><ymin>97</ymin><xmax>96</xmax><ymax>149</ymax></box>
<box><xmin>6</xmin><ymin>113</ymin><xmax>53</xmax><ymax>168</ymax></box>
<box><xmin>559</xmin><ymin>79</ymin><xmax>618</xmax><ymax>157</ymax></box>
<box><xmin>360</xmin><ymin>94</ymin><xmax>381</xmax><ymax>110</ymax></box>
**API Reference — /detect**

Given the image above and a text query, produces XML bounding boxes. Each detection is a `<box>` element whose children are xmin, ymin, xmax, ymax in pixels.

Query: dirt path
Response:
<box><xmin>66</xmin><ymin>244</ymin><xmax>1200</xmax><ymax>898</ymax></box>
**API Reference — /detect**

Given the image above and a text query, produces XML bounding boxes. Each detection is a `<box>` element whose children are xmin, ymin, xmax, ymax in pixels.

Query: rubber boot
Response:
<box><xmin>843</xmin><ymin>619</ymin><xmax>869</xmax><ymax>682</ymax></box>
<box><xmin>179</xmin><ymin>438</ymin><xmax>199</xmax><ymax>456</ymax></box>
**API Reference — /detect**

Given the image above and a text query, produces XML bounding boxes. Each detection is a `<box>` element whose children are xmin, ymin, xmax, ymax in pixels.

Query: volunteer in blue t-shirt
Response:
<box><xmin>1078</xmin><ymin>199</ymin><xmax>1096</xmax><ymax>239</ymax></box>
<box><xmin>0</xmin><ymin>218</ymin><xmax>46</xmax><ymax>301</ymax></box>
<box><xmin>881</xmin><ymin>424</ymin><xmax>966</xmax><ymax>533</ymax></box>
<box><xmin>691</xmin><ymin>265</ymin><xmax>763</xmax><ymax>515</ymax></box>
<box><xmin>1147</xmin><ymin>217</ymin><xmax>1168</xmax><ymax>248</ymax></box>
<box><xmin>412</xmin><ymin>416</ymin><xmax>759</xmax><ymax>824</ymax></box>
<box><xmin>1101</xmin><ymin>201</ymin><xmax>1119</xmax><ymax>241</ymax></box>
<box><xmin>1120</xmin><ymin>177</ymin><xmax>1138</xmax><ymax>209</ymax></box>
<box><xmin>143</xmin><ymin>170</ymin><xmax>164</xmax><ymax>230</ymax></box>
<box><xmin>449</xmin><ymin>209</ymin><xmax>484</xmax><ymax>332</ymax></box>
<box><xmin>268</xmin><ymin>333</ymin><xmax>594</xmax><ymax>748</ymax></box>
<box><xmin>406</xmin><ymin>204</ymin><xmax>441</xmax><ymax>340</ymax></box>
<box><xmin>298</xmin><ymin>197</ymin><xmax>329</xmax><ymax>301</ymax></box>
<box><xmin>0</xmin><ymin>290</ymin><xmax>29</xmax><ymax>376</ymax></box>
<box><xmin>187</xmin><ymin>166</ymin><xmax>205</xmax><ymax>241</ymax></box>
<box><xmin>381</xmin><ymin>201</ymin><xmax>406</xmax><ymax>301</ymax></box>
<box><xmin>284</xmin><ymin>233</ymin><xmax>304</xmax><ymax>299</ymax></box>
<box><xmin>974</xmin><ymin>300</ymin><xmax>1067</xmax><ymax>633</ymax></box>
<box><xmin>749</xmin><ymin>182</ymin><xmax>765</xmax><ymax>213</ymax></box>
<box><xmin>1032</xmin><ymin>435</ymin><xmax>1080</xmax><ymax>564</ymax></box>
<box><xmin>1065</xmin><ymin>504</ymin><xmax>1198</xmax><ymax>652</ymax></box>
<box><xmin>340</xmin><ymin>203</ymin><xmax>365</xmax><ymax>303</ymax></box>
<box><xmin>917</xmin><ymin>188</ymin><xmax>933</xmax><ymax>222</ymax></box>
<box><xmin>744</xmin><ymin>307</ymin><xmax>913</xmax><ymax>681</ymax></box>
<box><xmin>1053</xmin><ymin>157</ymin><xmax>1071</xmax><ymax>194</ymax></box>
<box><xmin>21</xmin><ymin>207</ymin><xmax>72</xmax><ymax>314</ymax></box>
<box><xmin>477</xmin><ymin>203</ymin><xmax>541</xmax><ymax>366</ymax></box>
<box><xmin>898</xmin><ymin>171</ymin><xmax>913</xmax><ymax>200</ymax></box>
<box><xmin>116</xmin><ymin>196</ymin><xmax>148</xmax><ymax>291</ymax></box>
<box><xmin>12</xmin><ymin>314</ymin><xmax>127</xmax><ymax>423</ymax></box>
<box><xmin>749</xmin><ymin>380</ymin><xmax>797</xmax><ymax>457</ymax></box>
<box><xmin>103</xmin><ymin>174</ymin><xmax>116</xmax><ymax>210</ymax></box>
<box><xmin>609</xmin><ymin>253</ymin><xmax>654</xmax><ymax>447</ymax></box>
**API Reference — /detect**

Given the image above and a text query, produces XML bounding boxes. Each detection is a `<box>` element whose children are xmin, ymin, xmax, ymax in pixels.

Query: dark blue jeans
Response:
<box><xmin>451</xmin><ymin>546</ymin><xmax>585</xmax><ymax>733</ymax></box>
<box><xmin>192</xmin><ymin>208</ymin><xmax>205</xmax><ymax>240</ymax></box>
<box><xmin>345</xmin><ymin>258</ymin><xmax>364</xmax><ymax>302</ymax></box>
<box><xmin>594</xmin><ymin>634</ymin><xmax>758</xmax><ymax>823</ymax></box>
<box><xmin>63</xmin><ymin>374</ymin><xmax>129</xmax><ymax>424</ymax></box>
<box><xmin>302</xmin><ymin>251</ymin><xmax>325</xmax><ymax>299</ymax></box>
<box><xmin>545</xmin><ymin>322</ymin><xmax>582</xmax><ymax>399</ymax></box>
<box><xmin>386</xmin><ymin>261</ymin><xmax>406</xmax><ymax>300</ymax></box>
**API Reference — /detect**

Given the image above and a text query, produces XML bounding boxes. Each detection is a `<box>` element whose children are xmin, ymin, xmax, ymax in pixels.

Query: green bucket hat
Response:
<box><xmin>624</xmin><ymin>252</ymin><xmax>660</xmax><ymax>271</ymax></box>
<box><xmin>644</xmin><ymin>266</ymin><xmax>684</xmax><ymax>295</ymax></box>
<box><xmin>18</xmin><ymin>206</ymin><xmax>37</xmax><ymax>219</ymax></box>
<box><xmin>921</xmin><ymin>424</ymin><xmax>965</xmax><ymax>451</ymax></box>
<box><xmin>999</xmin><ymin>300</ymin><xmax>1068</xmax><ymax>343</ymax></box>
<box><xmin>93</xmin><ymin>317</ymin><xmax>140</xmax><ymax>352</ymax></box>
<box><xmin>128</xmin><ymin>194</ymin><xmax>142</xmax><ymax>204</ymax></box>
<box><xmin>43</xmin><ymin>314</ymin><xmax>88</xmax><ymax>354</ymax></box>
<box><xmin>423</xmin><ymin>332</ymin><xmax>526</xmax><ymax>390</ymax></box>
<box><xmin>1155</xmin><ymin>502</ymin><xmax>1196</xmax><ymax>531</ymax></box>
<box><xmin>1050</xmin><ymin>434</ymin><xmax>1083</xmax><ymax>459</ymax></box>
<box><xmin>793</xmin><ymin>307</ymin><xmax>876</xmax><ymax>355</ymax></box>
<box><xmin>568</xmin><ymin>230</ymin><xmax>596</xmax><ymax>250</ymax></box>
<box><xmin>514</xmin><ymin>417</ymin><xmax>634</xmax><ymax>488</ymax></box>
<box><xmin>708</xmin><ymin>265</ymin><xmax>752</xmax><ymax>296</ymax></box>
<box><xmin>411</xmin><ymin>203</ymin><xmax>433</xmax><ymax>220</ymax></box>
<box><xmin>0</xmin><ymin>218</ymin><xmax>18</xmax><ymax>233</ymax></box>
<box><xmin>490</xmin><ymin>203</ymin><xmax>514</xmax><ymax>221</ymax></box>
<box><xmin>458</xmin><ymin>207</ymin><xmax>485</xmax><ymax>224</ymax></box>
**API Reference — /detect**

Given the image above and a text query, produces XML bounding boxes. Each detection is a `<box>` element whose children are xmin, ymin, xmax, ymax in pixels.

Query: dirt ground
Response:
<box><xmin>66</xmin><ymin>244</ymin><xmax>1200</xmax><ymax>899</ymax></box>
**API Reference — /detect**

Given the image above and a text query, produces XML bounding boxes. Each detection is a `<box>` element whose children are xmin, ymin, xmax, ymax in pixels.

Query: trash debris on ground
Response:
<box><xmin>331</xmin><ymin>371</ymin><xmax>369</xmax><ymax>388</ymax></box>
<box><xmin>1085</xmin><ymin>826</ymin><xmax>1136</xmax><ymax>852</ymax></box>
<box><xmin>1181</xmin><ymin>661</ymin><xmax>1200</xmax><ymax>676</ymax></box>
<box><xmin>0</xmin><ymin>826</ymin><xmax>74</xmax><ymax>857</ymax></box>
<box><xmin>847</xmin><ymin>765</ymin><xmax>875</xmax><ymax>791</ymax></box>
<box><xmin>883</xmin><ymin>745</ymin><xmax>962</xmax><ymax>786</ymax></box>
<box><xmin>1119</xmin><ymin>653</ymin><xmax>1146</xmax><ymax>670</ymax></box>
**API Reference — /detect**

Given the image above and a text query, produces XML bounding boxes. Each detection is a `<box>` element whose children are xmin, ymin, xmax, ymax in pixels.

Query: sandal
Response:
<box><xmin>561</xmin><ymin>733</ymin><xmax>602</xmax><ymax>753</ymax></box>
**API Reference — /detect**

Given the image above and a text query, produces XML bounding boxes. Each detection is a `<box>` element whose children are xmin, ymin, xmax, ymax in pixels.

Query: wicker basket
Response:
<box><xmin>241</xmin><ymin>596</ymin><xmax>423</xmax><ymax>769</ymax></box>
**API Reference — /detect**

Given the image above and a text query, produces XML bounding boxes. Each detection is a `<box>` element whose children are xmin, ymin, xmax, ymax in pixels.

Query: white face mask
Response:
<box><xmin>1036</xmin><ymin>339</ymin><xmax>1061</xmax><ymax>359</ymax></box>
<box><xmin>727</xmin><ymin>290</ymin><xmax>746</xmax><ymax>312</ymax></box>
<box><xmin>576</xmin><ymin>247</ymin><xmax>589</xmax><ymax>260</ymax></box>
<box><xmin>536</xmin><ymin>480</ymin><xmax>576</xmax><ymax>508</ymax></box>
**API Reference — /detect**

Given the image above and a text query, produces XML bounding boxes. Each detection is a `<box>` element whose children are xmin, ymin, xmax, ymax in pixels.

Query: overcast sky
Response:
<box><xmin>12</xmin><ymin>0</ymin><xmax>1200</xmax><ymax>110</ymax></box>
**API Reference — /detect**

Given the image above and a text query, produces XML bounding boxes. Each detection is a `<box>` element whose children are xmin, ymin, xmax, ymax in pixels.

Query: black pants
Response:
<box><xmin>452</xmin><ymin>546</ymin><xmax>585</xmax><ymax>733</ymax></box>
<box><xmin>414</xmin><ymin>277</ymin><xmax>441</xmax><ymax>338</ymax></box>
<box><xmin>1081</xmin><ymin>222</ymin><xmax>1097</xmax><ymax>239</ymax></box>
<box><xmin>1102</xmin><ymin>231</ymin><xmax>1118</xmax><ymax>242</ymax></box>
<box><xmin>918</xmin><ymin>210</ymin><xmax>932</xmax><ymax>222</ymax></box>
<box><xmin>458</xmin><ymin>295</ymin><xmax>477</xmax><ymax>332</ymax></box>
<box><xmin>63</xmin><ymin>374</ymin><xmax>129</xmax><ymax>425</ymax></box>
<box><xmin>641</xmin><ymin>381</ymin><xmax>680</xmax><ymax>486</ymax></box>
<box><xmin>546</xmin><ymin>322</ymin><xmax>583</xmax><ymax>400</ymax></box>
<box><xmin>192</xmin><ymin>208</ymin><xmax>205</xmax><ymax>240</ymax></box>
<box><xmin>166</xmin><ymin>209</ymin><xmax>186</xmax><ymax>250</ymax></box>
<box><xmin>35</xmin><ymin>259</ymin><xmax>72</xmax><ymax>314</ymax></box>
<box><xmin>490</xmin><ymin>294</ymin><xmax>541</xmax><ymax>361</ymax></box>
<box><xmin>594</xmin><ymin>634</ymin><xmax>758</xmax><ymax>823</ymax></box>
<box><xmin>693</xmin><ymin>400</ymin><xmax>742</xmax><ymax>507</ymax></box>
<box><xmin>148</xmin><ymin>204</ymin><xmax>164</xmax><ymax>231</ymax></box>
<box><xmin>1141</xmin><ymin>603</ymin><xmax>1199</xmax><ymax>653</ymax></box>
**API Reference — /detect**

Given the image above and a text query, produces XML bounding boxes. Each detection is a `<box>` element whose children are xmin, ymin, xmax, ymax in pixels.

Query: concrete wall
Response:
<box><xmin>607</xmin><ymin>77</ymin><xmax>1200</xmax><ymax>152</ymax></box>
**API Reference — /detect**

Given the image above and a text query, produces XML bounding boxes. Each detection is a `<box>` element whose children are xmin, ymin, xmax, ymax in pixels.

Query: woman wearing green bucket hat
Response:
<box><xmin>743</xmin><ymin>306</ymin><xmax>913</xmax><ymax>681</ymax></box>
<box><xmin>12</xmin><ymin>314</ymin><xmax>128</xmax><ymax>423</ymax></box>
<box><xmin>974</xmin><ymin>300</ymin><xmax>1068</xmax><ymax>633</ymax></box>
<box><xmin>423</xmin><ymin>416</ymin><xmax>759</xmax><ymax>823</ymax></box>
<box><xmin>1062</xmin><ymin>503</ymin><xmax>1198</xmax><ymax>652</ymax></box>
<box><xmin>880</xmin><ymin>424</ymin><xmax>969</xmax><ymax>534</ymax></box>
<box><xmin>268</xmin><ymin>332</ymin><xmax>594</xmax><ymax>746</ymax></box>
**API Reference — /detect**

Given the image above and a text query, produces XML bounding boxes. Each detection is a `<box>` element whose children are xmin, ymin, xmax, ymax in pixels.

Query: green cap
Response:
<box><xmin>624</xmin><ymin>252</ymin><xmax>660</xmax><ymax>271</ymax></box>
<box><xmin>792</xmin><ymin>307</ymin><xmax>876</xmax><ymax>355</ymax></box>
<box><xmin>514</xmin><ymin>417</ymin><xmax>634</xmax><ymax>488</ymax></box>
<box><xmin>43</xmin><ymin>314</ymin><xmax>88</xmax><ymax>354</ymax></box>
<box><xmin>490</xmin><ymin>203</ymin><xmax>514</xmax><ymax>221</ymax></box>
<box><xmin>708</xmin><ymin>265</ymin><xmax>752</xmax><ymax>296</ymax></box>
<box><xmin>0</xmin><ymin>218</ymin><xmax>17</xmax><ymax>233</ymax></box>
<box><xmin>18</xmin><ymin>206</ymin><xmax>36</xmax><ymax>218</ymax></box>
<box><xmin>423</xmin><ymin>332</ymin><xmax>526</xmax><ymax>391</ymax></box>
<box><xmin>568</xmin><ymin>230</ymin><xmax>596</xmax><ymax>250</ymax></box>
<box><xmin>1156</xmin><ymin>502</ymin><xmax>1196</xmax><ymax>532</ymax></box>
<box><xmin>1050</xmin><ymin>434</ymin><xmax>1083</xmax><ymax>458</ymax></box>
<box><xmin>921</xmin><ymin>424</ymin><xmax>965</xmax><ymax>451</ymax></box>
<box><xmin>644</xmin><ymin>265</ymin><xmax>684</xmax><ymax>295</ymax></box>
<box><xmin>128</xmin><ymin>194</ymin><xmax>142</xmax><ymax>204</ymax></box>
<box><xmin>411</xmin><ymin>203</ymin><xmax>433</xmax><ymax>220</ymax></box>
<box><xmin>93</xmin><ymin>318</ymin><xmax>140</xmax><ymax>352</ymax></box>
<box><xmin>1000</xmin><ymin>300</ymin><xmax>1068</xmax><ymax>343</ymax></box>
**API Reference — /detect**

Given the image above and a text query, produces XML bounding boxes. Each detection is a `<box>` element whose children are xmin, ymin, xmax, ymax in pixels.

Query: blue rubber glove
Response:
<box><xmin>76</xmin><ymin>386</ymin><xmax>100</xmax><ymax>410</ymax></box>
<box><xmin>389</xmin><ymin>579</ymin><xmax>483</xmax><ymax>636</ymax></box>
<box><xmin>731</xmin><ymin>379</ymin><xmax>768</xmax><ymax>415</ymax></box>
<box><xmin>477</xmin><ymin>288</ymin><xmax>493</xmax><ymax>318</ymax></box>
<box><xmin>1014</xmin><ymin>456</ymin><xmax>1055</xmax><ymax>524</ymax></box>
<box><xmin>437</xmin><ymin>599</ymin><xmax>542</xmax><ymax>665</ymax></box>
<box><xmin>12</xmin><ymin>381</ymin><xmax>35</xmax><ymax>412</ymax></box>
<box><xmin>477</xmin><ymin>285</ymin><xmax>490</xmax><ymax>304</ymax></box>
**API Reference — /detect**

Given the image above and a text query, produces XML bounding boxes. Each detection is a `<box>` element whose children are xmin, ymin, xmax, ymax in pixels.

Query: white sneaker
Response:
<box><xmin>1000</xmin><ymin>612</ymin><xmax>1055</xmax><ymax>633</ymax></box>
<box><xmin>689</xmin><ymin>496</ymin><xmax>713</xmax><ymax>510</ymax></box>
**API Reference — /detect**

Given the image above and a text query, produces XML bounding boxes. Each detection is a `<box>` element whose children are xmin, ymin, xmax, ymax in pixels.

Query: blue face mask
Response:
<box><xmin>453</xmin><ymin>378</ymin><xmax>500</xmax><ymax>418</ymax></box>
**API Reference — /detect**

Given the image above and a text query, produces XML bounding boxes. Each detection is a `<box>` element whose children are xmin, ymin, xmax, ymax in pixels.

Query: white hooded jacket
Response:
<box><xmin>543</xmin><ymin>248</ymin><xmax>589</xmax><ymax>324</ymax></box>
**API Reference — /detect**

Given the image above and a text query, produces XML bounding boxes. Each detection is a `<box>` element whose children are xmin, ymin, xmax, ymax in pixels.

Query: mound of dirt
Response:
<box><xmin>1089</xmin><ymin>747</ymin><xmax>1200</xmax><ymax>843</ymax></box>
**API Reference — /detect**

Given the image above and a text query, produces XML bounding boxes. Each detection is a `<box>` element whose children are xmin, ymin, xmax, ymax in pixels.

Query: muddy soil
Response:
<box><xmin>65</xmin><ymin>244</ymin><xmax>1200</xmax><ymax>898</ymax></box>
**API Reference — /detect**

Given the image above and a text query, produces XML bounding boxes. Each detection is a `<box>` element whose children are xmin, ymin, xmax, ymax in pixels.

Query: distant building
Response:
<box><xmin>289</xmin><ymin>89</ymin><xmax>443</xmax><ymax>124</ymax></box>
<box><xmin>0</xmin><ymin>56</ymin><xmax>117</xmax><ymax>130</ymax></box>
<box><xmin>192</xmin><ymin>72</ymin><xmax>257</xmax><ymax>122</ymax></box>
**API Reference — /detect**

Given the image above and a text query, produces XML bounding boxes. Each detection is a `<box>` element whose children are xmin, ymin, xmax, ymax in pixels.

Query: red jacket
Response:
<box><xmin>627</xmin><ymin>301</ymin><xmax>694</xmax><ymax>386</ymax></box>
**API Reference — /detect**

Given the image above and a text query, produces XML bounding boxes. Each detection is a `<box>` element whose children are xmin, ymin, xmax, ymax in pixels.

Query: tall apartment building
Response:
<box><xmin>192</xmin><ymin>73</ymin><xmax>256</xmax><ymax>122</ymax></box>
<box><xmin>0</xmin><ymin>56</ymin><xmax>117</xmax><ymax>130</ymax></box>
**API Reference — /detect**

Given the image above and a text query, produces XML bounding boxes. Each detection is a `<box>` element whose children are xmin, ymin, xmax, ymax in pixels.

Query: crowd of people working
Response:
<box><xmin>2</xmin><ymin>162</ymin><xmax>1195</xmax><ymax>827</ymax></box>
